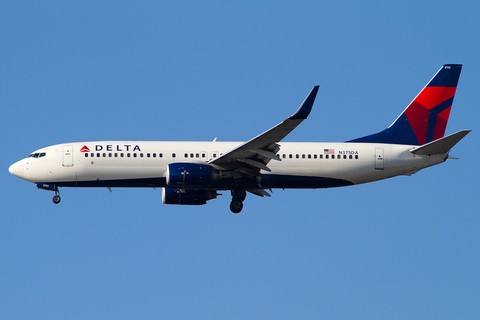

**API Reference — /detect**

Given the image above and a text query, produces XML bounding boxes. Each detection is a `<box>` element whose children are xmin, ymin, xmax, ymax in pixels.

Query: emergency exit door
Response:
<box><xmin>63</xmin><ymin>145</ymin><xmax>74</xmax><ymax>167</ymax></box>
<box><xmin>375</xmin><ymin>148</ymin><xmax>384</xmax><ymax>170</ymax></box>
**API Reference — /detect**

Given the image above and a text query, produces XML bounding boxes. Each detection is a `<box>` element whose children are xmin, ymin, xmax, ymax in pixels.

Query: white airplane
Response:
<box><xmin>9</xmin><ymin>64</ymin><xmax>470</xmax><ymax>213</ymax></box>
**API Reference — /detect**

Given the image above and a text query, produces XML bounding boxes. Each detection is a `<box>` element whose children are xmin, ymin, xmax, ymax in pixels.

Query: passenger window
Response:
<box><xmin>159</xmin><ymin>153</ymin><xmax>163</xmax><ymax>158</ymax></box>
<box><xmin>282</xmin><ymin>154</ymin><xmax>286</xmax><ymax>159</ymax></box>
<box><xmin>314</xmin><ymin>154</ymin><xmax>317</xmax><ymax>159</ymax></box>
<box><xmin>343</xmin><ymin>155</ymin><xmax>346</xmax><ymax>159</ymax></box>
<box><xmin>121</xmin><ymin>153</ymin><xmax>124</xmax><ymax>157</ymax></box>
<box><xmin>115</xmin><ymin>153</ymin><xmax>118</xmax><ymax>157</ymax></box>
<box><xmin>296</xmin><ymin>154</ymin><xmax>299</xmax><ymax>159</ymax></box>
<box><xmin>103</xmin><ymin>153</ymin><xmax>106</xmax><ymax>157</ymax></box>
<box><xmin>153</xmin><ymin>153</ymin><xmax>156</xmax><ymax>158</ymax></box>
<box><xmin>109</xmin><ymin>153</ymin><xmax>112</xmax><ymax>157</ymax></box>
<box><xmin>308</xmin><ymin>154</ymin><xmax>311</xmax><ymax>159</ymax></box>
<box><xmin>355</xmin><ymin>155</ymin><xmax>359</xmax><ymax>159</ymax></box>
<box><xmin>196</xmin><ymin>153</ymin><xmax>199</xmax><ymax>158</ymax></box>
<box><xmin>202</xmin><ymin>153</ymin><xmax>206</xmax><ymax>158</ymax></box>
<box><xmin>172</xmin><ymin>153</ymin><xmax>176</xmax><ymax>158</ymax></box>
<box><xmin>349</xmin><ymin>155</ymin><xmax>352</xmax><ymax>159</ymax></box>
<box><xmin>302</xmin><ymin>154</ymin><xmax>305</xmax><ymax>159</ymax></box>
<box><xmin>97</xmin><ymin>153</ymin><xmax>101</xmax><ymax>157</ymax></box>
<box><xmin>289</xmin><ymin>154</ymin><xmax>292</xmax><ymax>159</ymax></box>
<box><xmin>134</xmin><ymin>153</ymin><xmax>137</xmax><ymax>158</ymax></box>
<box><xmin>319</xmin><ymin>154</ymin><xmax>323</xmax><ymax>159</ymax></box>
<box><xmin>127</xmin><ymin>153</ymin><xmax>131</xmax><ymax>157</ymax></box>
<box><xmin>147</xmin><ymin>153</ymin><xmax>150</xmax><ymax>158</ymax></box>
<box><xmin>85</xmin><ymin>153</ymin><xmax>88</xmax><ymax>157</ymax></box>
<box><xmin>140</xmin><ymin>153</ymin><xmax>143</xmax><ymax>157</ymax></box>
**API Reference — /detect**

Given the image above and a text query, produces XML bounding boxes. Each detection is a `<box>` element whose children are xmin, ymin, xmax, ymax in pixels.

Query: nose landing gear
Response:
<box><xmin>53</xmin><ymin>194</ymin><xmax>61</xmax><ymax>204</ymax></box>
<box><xmin>53</xmin><ymin>190</ymin><xmax>61</xmax><ymax>204</ymax></box>
<box><xmin>36</xmin><ymin>183</ymin><xmax>61</xmax><ymax>204</ymax></box>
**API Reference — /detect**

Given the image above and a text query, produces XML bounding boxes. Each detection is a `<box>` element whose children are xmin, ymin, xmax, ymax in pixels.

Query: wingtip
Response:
<box><xmin>289</xmin><ymin>85</ymin><xmax>320</xmax><ymax>120</ymax></box>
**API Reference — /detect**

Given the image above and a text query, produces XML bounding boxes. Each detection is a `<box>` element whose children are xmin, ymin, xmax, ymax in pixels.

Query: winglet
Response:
<box><xmin>288</xmin><ymin>85</ymin><xmax>319</xmax><ymax>120</ymax></box>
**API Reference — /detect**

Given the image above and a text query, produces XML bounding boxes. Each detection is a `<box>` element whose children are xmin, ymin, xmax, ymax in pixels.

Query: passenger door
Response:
<box><xmin>63</xmin><ymin>145</ymin><xmax>74</xmax><ymax>167</ymax></box>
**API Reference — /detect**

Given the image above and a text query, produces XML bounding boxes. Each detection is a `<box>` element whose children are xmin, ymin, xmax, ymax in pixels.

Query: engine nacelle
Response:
<box><xmin>162</xmin><ymin>187</ymin><xmax>218</xmax><ymax>205</ymax></box>
<box><xmin>166</xmin><ymin>163</ymin><xmax>220</xmax><ymax>187</ymax></box>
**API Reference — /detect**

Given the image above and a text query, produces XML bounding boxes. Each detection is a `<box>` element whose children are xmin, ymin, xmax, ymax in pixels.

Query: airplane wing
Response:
<box><xmin>208</xmin><ymin>86</ymin><xmax>319</xmax><ymax>174</ymax></box>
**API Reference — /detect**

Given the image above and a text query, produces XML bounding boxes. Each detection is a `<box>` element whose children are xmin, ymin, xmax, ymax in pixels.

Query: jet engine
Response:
<box><xmin>166</xmin><ymin>163</ymin><xmax>220</xmax><ymax>187</ymax></box>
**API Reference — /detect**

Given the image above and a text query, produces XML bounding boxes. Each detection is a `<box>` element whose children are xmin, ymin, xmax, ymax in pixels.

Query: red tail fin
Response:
<box><xmin>349</xmin><ymin>64</ymin><xmax>462</xmax><ymax>145</ymax></box>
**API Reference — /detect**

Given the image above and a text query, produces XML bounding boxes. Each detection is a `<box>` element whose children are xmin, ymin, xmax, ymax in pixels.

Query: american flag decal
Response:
<box><xmin>324</xmin><ymin>149</ymin><xmax>335</xmax><ymax>154</ymax></box>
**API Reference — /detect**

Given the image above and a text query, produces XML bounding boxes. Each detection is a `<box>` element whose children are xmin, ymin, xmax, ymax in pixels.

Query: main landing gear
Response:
<box><xmin>230</xmin><ymin>188</ymin><xmax>246</xmax><ymax>214</ymax></box>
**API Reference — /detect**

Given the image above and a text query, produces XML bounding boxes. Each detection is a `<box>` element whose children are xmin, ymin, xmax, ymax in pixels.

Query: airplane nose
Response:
<box><xmin>9</xmin><ymin>161</ymin><xmax>24</xmax><ymax>179</ymax></box>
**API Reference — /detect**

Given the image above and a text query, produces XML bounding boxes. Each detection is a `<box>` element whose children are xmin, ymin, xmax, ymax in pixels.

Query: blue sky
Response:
<box><xmin>1</xmin><ymin>1</ymin><xmax>479</xmax><ymax>319</ymax></box>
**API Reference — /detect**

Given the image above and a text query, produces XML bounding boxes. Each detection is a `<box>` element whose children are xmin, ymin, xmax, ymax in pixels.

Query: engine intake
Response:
<box><xmin>162</xmin><ymin>187</ymin><xmax>218</xmax><ymax>205</ymax></box>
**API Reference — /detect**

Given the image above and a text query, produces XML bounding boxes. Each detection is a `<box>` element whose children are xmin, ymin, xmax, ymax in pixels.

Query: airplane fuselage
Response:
<box><xmin>10</xmin><ymin>141</ymin><xmax>445</xmax><ymax>190</ymax></box>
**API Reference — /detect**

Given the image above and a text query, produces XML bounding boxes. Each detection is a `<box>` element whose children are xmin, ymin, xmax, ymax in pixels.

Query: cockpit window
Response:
<box><xmin>28</xmin><ymin>152</ymin><xmax>46</xmax><ymax>158</ymax></box>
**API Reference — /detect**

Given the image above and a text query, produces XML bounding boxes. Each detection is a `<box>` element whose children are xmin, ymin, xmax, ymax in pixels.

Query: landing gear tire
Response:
<box><xmin>232</xmin><ymin>188</ymin><xmax>247</xmax><ymax>202</ymax></box>
<box><xmin>230</xmin><ymin>201</ymin><xmax>243</xmax><ymax>214</ymax></box>
<box><xmin>53</xmin><ymin>195</ymin><xmax>61</xmax><ymax>204</ymax></box>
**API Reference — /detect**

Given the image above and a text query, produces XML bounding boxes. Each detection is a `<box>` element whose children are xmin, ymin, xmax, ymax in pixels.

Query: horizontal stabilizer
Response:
<box><xmin>410</xmin><ymin>130</ymin><xmax>471</xmax><ymax>155</ymax></box>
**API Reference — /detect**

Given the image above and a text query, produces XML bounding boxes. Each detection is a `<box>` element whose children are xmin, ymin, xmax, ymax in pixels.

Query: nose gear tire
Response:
<box><xmin>53</xmin><ymin>195</ymin><xmax>61</xmax><ymax>204</ymax></box>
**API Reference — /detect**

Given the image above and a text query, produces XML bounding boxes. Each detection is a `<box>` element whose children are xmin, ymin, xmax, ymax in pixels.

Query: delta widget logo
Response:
<box><xmin>80</xmin><ymin>145</ymin><xmax>90</xmax><ymax>153</ymax></box>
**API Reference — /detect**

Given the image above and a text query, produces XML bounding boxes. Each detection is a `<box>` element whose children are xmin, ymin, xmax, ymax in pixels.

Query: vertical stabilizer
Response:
<box><xmin>349</xmin><ymin>64</ymin><xmax>462</xmax><ymax>145</ymax></box>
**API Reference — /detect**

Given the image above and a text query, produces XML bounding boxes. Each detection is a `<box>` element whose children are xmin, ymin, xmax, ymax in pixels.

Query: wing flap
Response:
<box><xmin>247</xmin><ymin>189</ymin><xmax>272</xmax><ymax>197</ymax></box>
<box><xmin>248</xmin><ymin>148</ymin><xmax>281</xmax><ymax>161</ymax></box>
<box><xmin>238</xmin><ymin>158</ymin><xmax>272</xmax><ymax>172</ymax></box>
